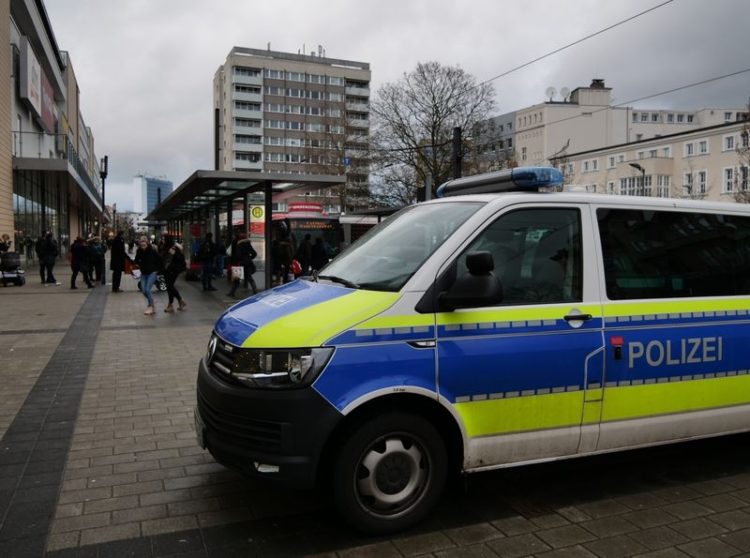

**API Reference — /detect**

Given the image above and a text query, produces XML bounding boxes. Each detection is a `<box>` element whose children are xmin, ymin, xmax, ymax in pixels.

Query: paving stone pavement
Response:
<box><xmin>2</xmin><ymin>268</ymin><xmax>750</xmax><ymax>557</ymax></box>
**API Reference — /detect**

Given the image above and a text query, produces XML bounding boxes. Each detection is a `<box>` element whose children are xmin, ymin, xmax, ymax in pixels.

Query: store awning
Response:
<box><xmin>146</xmin><ymin>170</ymin><xmax>346</xmax><ymax>221</ymax></box>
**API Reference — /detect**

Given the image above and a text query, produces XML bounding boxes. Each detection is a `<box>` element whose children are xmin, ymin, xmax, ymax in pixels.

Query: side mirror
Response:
<box><xmin>439</xmin><ymin>251</ymin><xmax>503</xmax><ymax>311</ymax></box>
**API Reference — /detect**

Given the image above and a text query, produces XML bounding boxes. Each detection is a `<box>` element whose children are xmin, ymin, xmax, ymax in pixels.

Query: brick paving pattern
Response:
<box><xmin>1</xmin><ymin>267</ymin><xmax>750</xmax><ymax>556</ymax></box>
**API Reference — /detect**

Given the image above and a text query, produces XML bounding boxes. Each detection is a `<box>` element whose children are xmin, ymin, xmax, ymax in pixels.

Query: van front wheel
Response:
<box><xmin>333</xmin><ymin>412</ymin><xmax>447</xmax><ymax>534</ymax></box>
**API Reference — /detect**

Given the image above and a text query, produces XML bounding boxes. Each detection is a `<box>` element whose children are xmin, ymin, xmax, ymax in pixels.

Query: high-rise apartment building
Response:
<box><xmin>213</xmin><ymin>47</ymin><xmax>371</xmax><ymax>214</ymax></box>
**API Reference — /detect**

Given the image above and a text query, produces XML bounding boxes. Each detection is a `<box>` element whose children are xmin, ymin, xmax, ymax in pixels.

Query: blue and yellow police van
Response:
<box><xmin>196</xmin><ymin>167</ymin><xmax>750</xmax><ymax>533</ymax></box>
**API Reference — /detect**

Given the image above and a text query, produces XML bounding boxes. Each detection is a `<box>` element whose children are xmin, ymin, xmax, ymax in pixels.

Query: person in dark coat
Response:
<box><xmin>89</xmin><ymin>236</ymin><xmax>107</xmax><ymax>285</ymax></box>
<box><xmin>163</xmin><ymin>242</ymin><xmax>187</xmax><ymax>312</ymax></box>
<box><xmin>296</xmin><ymin>233</ymin><xmax>313</xmax><ymax>275</ymax></box>
<box><xmin>227</xmin><ymin>232</ymin><xmax>258</xmax><ymax>297</ymax></box>
<box><xmin>35</xmin><ymin>231</ymin><xmax>59</xmax><ymax>284</ymax></box>
<box><xmin>311</xmin><ymin>236</ymin><xmax>329</xmax><ymax>271</ymax></box>
<box><xmin>110</xmin><ymin>231</ymin><xmax>127</xmax><ymax>292</ymax></box>
<box><xmin>199</xmin><ymin>232</ymin><xmax>217</xmax><ymax>291</ymax></box>
<box><xmin>70</xmin><ymin>236</ymin><xmax>93</xmax><ymax>289</ymax></box>
<box><xmin>134</xmin><ymin>236</ymin><xmax>163</xmax><ymax>315</ymax></box>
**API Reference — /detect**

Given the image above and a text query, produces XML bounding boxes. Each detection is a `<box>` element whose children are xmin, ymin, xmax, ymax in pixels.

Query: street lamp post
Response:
<box><xmin>629</xmin><ymin>163</ymin><xmax>646</xmax><ymax>196</ymax></box>
<box><xmin>99</xmin><ymin>155</ymin><xmax>109</xmax><ymax>237</ymax></box>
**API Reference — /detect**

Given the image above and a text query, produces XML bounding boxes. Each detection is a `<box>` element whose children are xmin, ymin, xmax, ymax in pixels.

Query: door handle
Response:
<box><xmin>563</xmin><ymin>313</ymin><xmax>593</xmax><ymax>322</ymax></box>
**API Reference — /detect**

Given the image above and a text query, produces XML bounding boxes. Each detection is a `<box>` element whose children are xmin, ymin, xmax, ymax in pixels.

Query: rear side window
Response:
<box><xmin>597</xmin><ymin>208</ymin><xmax>750</xmax><ymax>299</ymax></box>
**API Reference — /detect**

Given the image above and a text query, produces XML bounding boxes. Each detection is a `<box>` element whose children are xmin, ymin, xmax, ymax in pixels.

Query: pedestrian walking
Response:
<box><xmin>213</xmin><ymin>237</ymin><xmax>227</xmax><ymax>278</ymax></box>
<box><xmin>134</xmin><ymin>236</ymin><xmax>162</xmax><ymax>315</ymax></box>
<box><xmin>227</xmin><ymin>232</ymin><xmax>258</xmax><ymax>297</ymax></box>
<box><xmin>89</xmin><ymin>236</ymin><xmax>107</xmax><ymax>285</ymax></box>
<box><xmin>70</xmin><ymin>236</ymin><xmax>93</xmax><ymax>289</ymax></box>
<box><xmin>275</xmin><ymin>232</ymin><xmax>294</xmax><ymax>284</ymax></box>
<box><xmin>110</xmin><ymin>231</ymin><xmax>127</xmax><ymax>292</ymax></box>
<box><xmin>163</xmin><ymin>242</ymin><xmax>187</xmax><ymax>312</ymax></box>
<box><xmin>38</xmin><ymin>232</ymin><xmax>60</xmax><ymax>284</ymax></box>
<box><xmin>0</xmin><ymin>234</ymin><xmax>11</xmax><ymax>253</ymax></box>
<box><xmin>296</xmin><ymin>233</ymin><xmax>313</xmax><ymax>275</ymax></box>
<box><xmin>198</xmin><ymin>232</ymin><xmax>217</xmax><ymax>291</ymax></box>
<box><xmin>311</xmin><ymin>236</ymin><xmax>329</xmax><ymax>271</ymax></box>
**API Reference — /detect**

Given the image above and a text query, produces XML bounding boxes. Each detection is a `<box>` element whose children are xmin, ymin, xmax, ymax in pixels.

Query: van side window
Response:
<box><xmin>597</xmin><ymin>208</ymin><xmax>750</xmax><ymax>299</ymax></box>
<box><xmin>457</xmin><ymin>208</ymin><xmax>583</xmax><ymax>304</ymax></box>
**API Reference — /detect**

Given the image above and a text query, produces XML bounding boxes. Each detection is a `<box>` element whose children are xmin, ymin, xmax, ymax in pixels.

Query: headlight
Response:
<box><xmin>230</xmin><ymin>347</ymin><xmax>334</xmax><ymax>389</ymax></box>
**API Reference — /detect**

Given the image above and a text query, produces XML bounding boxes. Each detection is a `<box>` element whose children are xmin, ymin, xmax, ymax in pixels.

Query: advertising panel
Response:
<box><xmin>20</xmin><ymin>37</ymin><xmax>41</xmax><ymax>119</ymax></box>
<box><xmin>40</xmin><ymin>71</ymin><xmax>55</xmax><ymax>133</ymax></box>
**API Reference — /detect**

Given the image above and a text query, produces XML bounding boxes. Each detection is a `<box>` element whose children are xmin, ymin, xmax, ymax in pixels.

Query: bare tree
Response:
<box><xmin>734</xmin><ymin>104</ymin><xmax>750</xmax><ymax>203</ymax></box>
<box><xmin>370</xmin><ymin>62</ymin><xmax>495</xmax><ymax>205</ymax></box>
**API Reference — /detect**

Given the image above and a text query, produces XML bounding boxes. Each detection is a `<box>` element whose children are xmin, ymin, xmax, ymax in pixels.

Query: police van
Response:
<box><xmin>196</xmin><ymin>167</ymin><xmax>750</xmax><ymax>533</ymax></box>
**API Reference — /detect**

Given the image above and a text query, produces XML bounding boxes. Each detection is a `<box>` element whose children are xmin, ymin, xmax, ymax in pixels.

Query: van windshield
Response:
<box><xmin>319</xmin><ymin>201</ymin><xmax>482</xmax><ymax>292</ymax></box>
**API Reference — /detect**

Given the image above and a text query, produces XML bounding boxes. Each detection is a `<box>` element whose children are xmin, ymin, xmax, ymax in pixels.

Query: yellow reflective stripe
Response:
<box><xmin>603</xmin><ymin>297</ymin><xmax>750</xmax><ymax>318</ymax></box>
<box><xmin>242</xmin><ymin>291</ymin><xmax>399</xmax><ymax>348</ymax></box>
<box><xmin>438</xmin><ymin>304</ymin><xmax>601</xmax><ymax>327</ymax></box>
<box><xmin>357</xmin><ymin>313</ymin><xmax>435</xmax><ymax>330</ymax></box>
<box><xmin>454</xmin><ymin>392</ymin><xmax>584</xmax><ymax>437</ymax></box>
<box><xmin>601</xmin><ymin>375</ymin><xmax>750</xmax><ymax>422</ymax></box>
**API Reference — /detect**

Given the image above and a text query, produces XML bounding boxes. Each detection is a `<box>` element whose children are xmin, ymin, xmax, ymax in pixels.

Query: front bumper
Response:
<box><xmin>196</xmin><ymin>356</ymin><xmax>342</xmax><ymax>489</ymax></box>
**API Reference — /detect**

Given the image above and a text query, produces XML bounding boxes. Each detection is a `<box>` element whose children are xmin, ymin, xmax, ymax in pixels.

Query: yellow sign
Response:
<box><xmin>251</xmin><ymin>206</ymin><xmax>264</xmax><ymax>219</ymax></box>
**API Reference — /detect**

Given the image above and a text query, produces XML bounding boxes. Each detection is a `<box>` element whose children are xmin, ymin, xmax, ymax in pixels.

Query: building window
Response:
<box><xmin>677</xmin><ymin>114</ymin><xmax>684</xmax><ymax>123</ymax></box>
<box><xmin>725</xmin><ymin>112</ymin><xmax>733</xmax><ymax>122</ymax></box>
<box><xmin>507</xmin><ymin>138</ymin><xmax>512</xmax><ymax>147</ymax></box>
<box><xmin>649</xmin><ymin>149</ymin><xmax>657</xmax><ymax>158</ymax></box>
<box><xmin>617</xmin><ymin>154</ymin><xmax>625</xmax><ymax>163</ymax></box>
<box><xmin>683</xmin><ymin>172</ymin><xmax>693</xmax><ymax>195</ymax></box>
<box><xmin>656</xmin><ymin>175</ymin><xmax>671</xmax><ymax>197</ymax></box>
<box><xmin>697</xmin><ymin>170</ymin><xmax>707</xmax><ymax>194</ymax></box>
<box><xmin>651</xmin><ymin>113</ymin><xmax>659</xmax><ymax>122</ymax></box>
<box><xmin>684</xmin><ymin>142</ymin><xmax>694</xmax><ymax>157</ymax></box>
<box><xmin>635</xmin><ymin>134</ymin><xmax>643</xmax><ymax>141</ymax></box>
<box><xmin>667</xmin><ymin>113</ymin><xmax>674</xmax><ymax>123</ymax></box>
<box><xmin>583</xmin><ymin>161</ymin><xmax>589</xmax><ymax>172</ymax></box>
<box><xmin>724</xmin><ymin>168</ymin><xmax>734</xmax><ymax>193</ymax></box>
<box><xmin>264</xmin><ymin>69</ymin><xmax>283</xmax><ymax>79</ymax></box>
<box><xmin>607</xmin><ymin>181</ymin><xmax>615</xmax><ymax>194</ymax></box>
<box><xmin>698</xmin><ymin>140</ymin><xmax>708</xmax><ymax>154</ymax></box>
<box><xmin>632</xmin><ymin>112</ymin><xmax>638</xmax><ymax>123</ymax></box>
<box><xmin>608</xmin><ymin>156</ymin><xmax>616</xmax><ymax>169</ymax></box>
<box><xmin>640</xmin><ymin>113</ymin><xmax>649</xmax><ymax>122</ymax></box>
<box><xmin>663</xmin><ymin>146</ymin><xmax>671</xmax><ymax>157</ymax></box>
<box><xmin>740</xmin><ymin>166</ymin><xmax>749</xmax><ymax>191</ymax></box>
<box><xmin>687</xmin><ymin>115</ymin><xmax>694</xmax><ymax>123</ymax></box>
<box><xmin>521</xmin><ymin>147</ymin><xmax>527</xmax><ymax>161</ymax></box>
<box><xmin>724</xmin><ymin>135</ymin><xmax>735</xmax><ymax>151</ymax></box>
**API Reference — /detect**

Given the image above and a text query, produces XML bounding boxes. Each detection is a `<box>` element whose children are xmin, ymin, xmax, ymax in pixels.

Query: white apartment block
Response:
<box><xmin>213</xmin><ymin>47</ymin><xmax>371</xmax><ymax>213</ymax></box>
<box><xmin>561</xmin><ymin>120</ymin><xmax>749</xmax><ymax>202</ymax></box>
<box><xmin>514</xmin><ymin>78</ymin><xmax>746</xmax><ymax>167</ymax></box>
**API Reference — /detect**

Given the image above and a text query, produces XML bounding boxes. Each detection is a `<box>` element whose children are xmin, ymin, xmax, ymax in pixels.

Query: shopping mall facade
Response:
<box><xmin>0</xmin><ymin>0</ymin><xmax>104</xmax><ymax>260</ymax></box>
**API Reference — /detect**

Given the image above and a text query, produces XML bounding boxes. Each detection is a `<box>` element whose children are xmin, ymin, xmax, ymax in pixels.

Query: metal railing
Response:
<box><xmin>12</xmin><ymin>131</ymin><xmax>102</xmax><ymax>205</ymax></box>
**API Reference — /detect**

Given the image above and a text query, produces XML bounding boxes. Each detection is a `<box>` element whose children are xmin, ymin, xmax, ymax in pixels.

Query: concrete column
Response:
<box><xmin>0</xmin><ymin>0</ymin><xmax>14</xmax><ymax>240</ymax></box>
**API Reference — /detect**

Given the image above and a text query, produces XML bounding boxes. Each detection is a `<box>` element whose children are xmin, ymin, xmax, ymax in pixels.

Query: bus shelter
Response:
<box><xmin>146</xmin><ymin>170</ymin><xmax>345</xmax><ymax>289</ymax></box>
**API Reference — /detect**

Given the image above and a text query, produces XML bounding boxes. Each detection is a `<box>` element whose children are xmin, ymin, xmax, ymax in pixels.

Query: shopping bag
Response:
<box><xmin>131</xmin><ymin>268</ymin><xmax>142</xmax><ymax>280</ymax></box>
<box><xmin>230</xmin><ymin>265</ymin><xmax>244</xmax><ymax>281</ymax></box>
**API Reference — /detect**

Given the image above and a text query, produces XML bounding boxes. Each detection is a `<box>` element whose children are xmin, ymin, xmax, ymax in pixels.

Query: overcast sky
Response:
<box><xmin>44</xmin><ymin>0</ymin><xmax>750</xmax><ymax>211</ymax></box>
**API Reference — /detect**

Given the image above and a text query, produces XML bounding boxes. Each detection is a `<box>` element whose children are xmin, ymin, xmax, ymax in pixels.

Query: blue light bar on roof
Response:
<box><xmin>435</xmin><ymin>166</ymin><xmax>564</xmax><ymax>198</ymax></box>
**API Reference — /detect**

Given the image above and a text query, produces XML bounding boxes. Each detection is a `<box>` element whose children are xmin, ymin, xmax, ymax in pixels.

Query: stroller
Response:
<box><xmin>0</xmin><ymin>252</ymin><xmax>26</xmax><ymax>286</ymax></box>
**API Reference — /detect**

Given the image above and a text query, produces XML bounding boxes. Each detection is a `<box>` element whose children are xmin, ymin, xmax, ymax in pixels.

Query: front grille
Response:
<box><xmin>197</xmin><ymin>390</ymin><xmax>284</xmax><ymax>452</ymax></box>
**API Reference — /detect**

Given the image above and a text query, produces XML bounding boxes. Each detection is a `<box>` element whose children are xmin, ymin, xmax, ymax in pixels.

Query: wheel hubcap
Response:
<box><xmin>356</xmin><ymin>436</ymin><xmax>428</xmax><ymax>515</ymax></box>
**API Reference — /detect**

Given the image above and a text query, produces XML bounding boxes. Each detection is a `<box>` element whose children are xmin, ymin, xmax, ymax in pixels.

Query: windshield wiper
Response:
<box><xmin>318</xmin><ymin>275</ymin><xmax>360</xmax><ymax>289</ymax></box>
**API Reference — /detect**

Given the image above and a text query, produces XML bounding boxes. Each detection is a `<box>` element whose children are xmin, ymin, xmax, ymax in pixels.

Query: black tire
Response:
<box><xmin>332</xmin><ymin>412</ymin><xmax>447</xmax><ymax>534</ymax></box>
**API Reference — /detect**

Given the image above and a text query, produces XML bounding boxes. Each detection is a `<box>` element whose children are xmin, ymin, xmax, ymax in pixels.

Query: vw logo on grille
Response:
<box><xmin>206</xmin><ymin>336</ymin><xmax>218</xmax><ymax>363</ymax></box>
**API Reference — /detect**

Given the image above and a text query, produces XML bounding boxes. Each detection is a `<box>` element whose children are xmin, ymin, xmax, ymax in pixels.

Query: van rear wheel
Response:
<box><xmin>333</xmin><ymin>412</ymin><xmax>446</xmax><ymax>534</ymax></box>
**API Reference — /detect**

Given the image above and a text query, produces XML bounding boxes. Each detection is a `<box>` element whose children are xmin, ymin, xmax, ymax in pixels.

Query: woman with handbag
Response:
<box><xmin>228</xmin><ymin>232</ymin><xmax>258</xmax><ymax>298</ymax></box>
<box><xmin>134</xmin><ymin>236</ymin><xmax>162</xmax><ymax>315</ymax></box>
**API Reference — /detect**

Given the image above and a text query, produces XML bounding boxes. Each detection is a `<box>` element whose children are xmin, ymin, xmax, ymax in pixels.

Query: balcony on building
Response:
<box><xmin>232</xmin><ymin>73</ymin><xmax>263</xmax><ymax>86</ymax></box>
<box><xmin>12</xmin><ymin>131</ymin><xmax>102</xmax><ymax>209</ymax></box>
<box><xmin>233</xmin><ymin>107</ymin><xmax>263</xmax><ymax>119</ymax></box>
<box><xmin>233</xmin><ymin>90</ymin><xmax>264</xmax><ymax>104</ymax></box>
<box><xmin>346</xmin><ymin>102</ymin><xmax>369</xmax><ymax>113</ymax></box>
<box><xmin>347</xmin><ymin>118</ymin><xmax>369</xmax><ymax>129</ymax></box>
<box><xmin>345</xmin><ymin>85</ymin><xmax>370</xmax><ymax>97</ymax></box>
